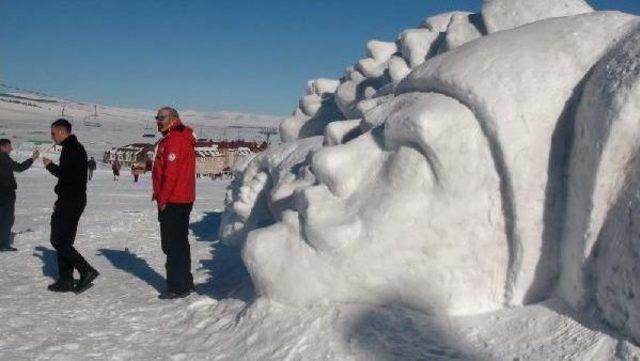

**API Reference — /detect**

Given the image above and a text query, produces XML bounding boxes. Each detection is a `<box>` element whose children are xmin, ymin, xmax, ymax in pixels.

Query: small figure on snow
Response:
<box><xmin>87</xmin><ymin>156</ymin><xmax>97</xmax><ymax>181</ymax></box>
<box><xmin>131</xmin><ymin>162</ymin><xmax>145</xmax><ymax>183</ymax></box>
<box><xmin>111</xmin><ymin>158</ymin><xmax>121</xmax><ymax>181</ymax></box>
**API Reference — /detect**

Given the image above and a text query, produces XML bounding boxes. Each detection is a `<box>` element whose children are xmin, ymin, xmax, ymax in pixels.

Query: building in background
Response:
<box><xmin>195</xmin><ymin>139</ymin><xmax>268</xmax><ymax>179</ymax></box>
<box><xmin>103</xmin><ymin>143</ymin><xmax>154</xmax><ymax>171</ymax></box>
<box><xmin>103</xmin><ymin>139</ymin><xmax>269</xmax><ymax>180</ymax></box>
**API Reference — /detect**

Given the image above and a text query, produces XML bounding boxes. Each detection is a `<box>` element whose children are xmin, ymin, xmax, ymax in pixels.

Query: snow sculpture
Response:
<box><xmin>481</xmin><ymin>0</ymin><xmax>593</xmax><ymax>33</ymax></box>
<box><xmin>443</xmin><ymin>13</ymin><xmax>483</xmax><ymax>51</ymax></box>
<box><xmin>399</xmin><ymin>11</ymin><xmax>639</xmax><ymax>306</ymax></box>
<box><xmin>244</xmin><ymin>92</ymin><xmax>508</xmax><ymax>315</ymax></box>
<box><xmin>558</xmin><ymin>24</ymin><xmax>640</xmax><ymax>343</ymax></box>
<box><xmin>222</xmin><ymin>0</ymin><xmax>640</xmax><ymax>343</ymax></box>
<box><xmin>220</xmin><ymin>137</ymin><xmax>323</xmax><ymax>247</ymax></box>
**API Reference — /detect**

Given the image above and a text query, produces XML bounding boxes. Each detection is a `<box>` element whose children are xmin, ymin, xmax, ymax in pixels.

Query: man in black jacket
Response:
<box><xmin>0</xmin><ymin>139</ymin><xmax>38</xmax><ymax>251</ymax></box>
<box><xmin>43</xmin><ymin>119</ymin><xmax>99</xmax><ymax>293</ymax></box>
<box><xmin>87</xmin><ymin>157</ymin><xmax>97</xmax><ymax>181</ymax></box>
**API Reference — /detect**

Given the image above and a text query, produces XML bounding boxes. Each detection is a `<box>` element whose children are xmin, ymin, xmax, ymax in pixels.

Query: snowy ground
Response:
<box><xmin>0</xmin><ymin>168</ymin><xmax>636</xmax><ymax>360</ymax></box>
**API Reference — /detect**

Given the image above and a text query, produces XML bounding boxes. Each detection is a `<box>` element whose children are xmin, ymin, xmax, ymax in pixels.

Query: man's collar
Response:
<box><xmin>161</xmin><ymin>119</ymin><xmax>182</xmax><ymax>136</ymax></box>
<box><xmin>60</xmin><ymin>134</ymin><xmax>75</xmax><ymax>145</ymax></box>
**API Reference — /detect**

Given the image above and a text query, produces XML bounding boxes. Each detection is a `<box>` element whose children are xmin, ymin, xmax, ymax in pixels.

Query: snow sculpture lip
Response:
<box><xmin>295</xmin><ymin>184</ymin><xmax>362</xmax><ymax>252</ymax></box>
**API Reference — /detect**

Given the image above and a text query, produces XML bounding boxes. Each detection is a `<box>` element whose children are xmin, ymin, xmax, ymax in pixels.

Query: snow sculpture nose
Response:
<box><xmin>310</xmin><ymin>129</ymin><xmax>385</xmax><ymax>199</ymax></box>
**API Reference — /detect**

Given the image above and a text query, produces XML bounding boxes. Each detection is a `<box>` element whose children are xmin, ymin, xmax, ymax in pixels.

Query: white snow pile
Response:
<box><xmin>222</xmin><ymin>0</ymin><xmax>640</xmax><ymax>347</ymax></box>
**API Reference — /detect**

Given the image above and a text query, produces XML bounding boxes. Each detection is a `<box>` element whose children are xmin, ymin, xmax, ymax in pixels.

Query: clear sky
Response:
<box><xmin>1</xmin><ymin>1</ymin><xmax>638</xmax><ymax>116</ymax></box>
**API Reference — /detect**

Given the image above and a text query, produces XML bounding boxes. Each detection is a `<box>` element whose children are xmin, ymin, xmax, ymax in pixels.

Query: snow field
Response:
<box><xmin>2</xmin><ymin>169</ymin><xmax>635</xmax><ymax>360</ymax></box>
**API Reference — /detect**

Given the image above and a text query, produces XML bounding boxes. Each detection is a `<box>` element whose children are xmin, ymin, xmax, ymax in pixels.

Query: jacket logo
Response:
<box><xmin>168</xmin><ymin>153</ymin><xmax>176</xmax><ymax>162</ymax></box>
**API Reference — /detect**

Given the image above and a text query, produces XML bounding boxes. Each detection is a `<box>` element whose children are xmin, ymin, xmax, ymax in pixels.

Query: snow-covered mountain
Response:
<box><xmin>0</xmin><ymin>88</ymin><xmax>281</xmax><ymax>158</ymax></box>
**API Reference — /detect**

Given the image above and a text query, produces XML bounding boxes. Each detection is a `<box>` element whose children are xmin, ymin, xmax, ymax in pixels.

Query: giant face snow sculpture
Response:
<box><xmin>223</xmin><ymin>8</ymin><xmax>640</xmax><ymax>332</ymax></box>
<box><xmin>244</xmin><ymin>92</ymin><xmax>507</xmax><ymax>315</ymax></box>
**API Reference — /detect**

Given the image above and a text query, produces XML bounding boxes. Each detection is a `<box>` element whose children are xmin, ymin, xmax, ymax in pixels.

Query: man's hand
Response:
<box><xmin>42</xmin><ymin>157</ymin><xmax>52</xmax><ymax>167</ymax></box>
<box><xmin>158</xmin><ymin>203</ymin><xmax>167</xmax><ymax>211</ymax></box>
<box><xmin>31</xmin><ymin>149</ymin><xmax>40</xmax><ymax>160</ymax></box>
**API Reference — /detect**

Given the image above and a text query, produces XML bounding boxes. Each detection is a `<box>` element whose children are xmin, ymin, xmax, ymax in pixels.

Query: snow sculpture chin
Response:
<box><xmin>223</xmin><ymin>1</ymin><xmax>640</xmax><ymax>332</ymax></box>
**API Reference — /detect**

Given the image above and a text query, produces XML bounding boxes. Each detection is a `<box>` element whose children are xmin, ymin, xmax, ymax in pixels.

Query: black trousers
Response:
<box><xmin>159</xmin><ymin>203</ymin><xmax>193</xmax><ymax>293</ymax></box>
<box><xmin>0</xmin><ymin>192</ymin><xmax>16</xmax><ymax>248</ymax></box>
<box><xmin>50</xmin><ymin>198</ymin><xmax>93</xmax><ymax>282</ymax></box>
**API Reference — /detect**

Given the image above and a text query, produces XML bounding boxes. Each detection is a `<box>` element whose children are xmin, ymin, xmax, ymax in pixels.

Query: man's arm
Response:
<box><xmin>45</xmin><ymin>162</ymin><xmax>60</xmax><ymax>177</ymax></box>
<box><xmin>11</xmin><ymin>158</ymin><xmax>33</xmax><ymax>173</ymax></box>
<box><xmin>10</xmin><ymin>150</ymin><xmax>37</xmax><ymax>173</ymax></box>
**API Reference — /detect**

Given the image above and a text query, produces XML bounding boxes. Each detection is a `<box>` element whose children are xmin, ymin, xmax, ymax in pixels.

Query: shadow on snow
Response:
<box><xmin>32</xmin><ymin>246</ymin><xmax>57</xmax><ymax>279</ymax></box>
<box><xmin>189</xmin><ymin>211</ymin><xmax>254</xmax><ymax>303</ymax></box>
<box><xmin>98</xmin><ymin>248</ymin><xmax>165</xmax><ymax>293</ymax></box>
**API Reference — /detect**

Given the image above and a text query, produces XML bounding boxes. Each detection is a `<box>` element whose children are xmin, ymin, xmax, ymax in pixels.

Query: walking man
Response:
<box><xmin>131</xmin><ymin>162</ymin><xmax>144</xmax><ymax>183</ymax></box>
<box><xmin>43</xmin><ymin>119</ymin><xmax>99</xmax><ymax>293</ymax></box>
<box><xmin>87</xmin><ymin>157</ymin><xmax>97</xmax><ymax>181</ymax></box>
<box><xmin>152</xmin><ymin>107</ymin><xmax>196</xmax><ymax>299</ymax></box>
<box><xmin>111</xmin><ymin>158</ymin><xmax>121</xmax><ymax>181</ymax></box>
<box><xmin>0</xmin><ymin>139</ymin><xmax>38</xmax><ymax>251</ymax></box>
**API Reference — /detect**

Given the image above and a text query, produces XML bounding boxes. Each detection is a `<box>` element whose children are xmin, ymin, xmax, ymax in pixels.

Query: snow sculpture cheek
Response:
<box><xmin>295</xmin><ymin>184</ymin><xmax>362</xmax><ymax>252</ymax></box>
<box><xmin>374</xmin><ymin>92</ymin><xmax>508</xmax><ymax>314</ymax></box>
<box><xmin>293</xmin><ymin>131</ymin><xmax>385</xmax><ymax>251</ymax></box>
<box><xmin>556</xmin><ymin>25</ymin><xmax>640</xmax><ymax>343</ymax></box>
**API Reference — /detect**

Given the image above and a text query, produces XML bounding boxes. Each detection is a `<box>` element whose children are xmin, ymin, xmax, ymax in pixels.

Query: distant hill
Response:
<box><xmin>0</xmin><ymin>87</ymin><xmax>282</xmax><ymax>157</ymax></box>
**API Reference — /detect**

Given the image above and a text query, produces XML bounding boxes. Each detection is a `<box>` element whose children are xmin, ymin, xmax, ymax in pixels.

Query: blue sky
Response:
<box><xmin>1</xmin><ymin>1</ymin><xmax>638</xmax><ymax>116</ymax></box>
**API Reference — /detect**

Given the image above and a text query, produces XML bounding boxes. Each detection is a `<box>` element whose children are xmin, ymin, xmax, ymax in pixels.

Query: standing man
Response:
<box><xmin>87</xmin><ymin>157</ymin><xmax>97</xmax><ymax>181</ymax></box>
<box><xmin>43</xmin><ymin>119</ymin><xmax>99</xmax><ymax>293</ymax></box>
<box><xmin>111</xmin><ymin>158</ymin><xmax>121</xmax><ymax>181</ymax></box>
<box><xmin>0</xmin><ymin>139</ymin><xmax>38</xmax><ymax>251</ymax></box>
<box><xmin>152</xmin><ymin>107</ymin><xmax>196</xmax><ymax>299</ymax></box>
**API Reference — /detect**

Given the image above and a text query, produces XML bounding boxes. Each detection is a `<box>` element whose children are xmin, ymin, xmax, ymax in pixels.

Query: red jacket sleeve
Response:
<box><xmin>156</xmin><ymin>137</ymin><xmax>185</xmax><ymax>206</ymax></box>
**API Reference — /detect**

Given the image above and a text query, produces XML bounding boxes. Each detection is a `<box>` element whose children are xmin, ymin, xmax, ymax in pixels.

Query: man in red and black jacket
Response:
<box><xmin>152</xmin><ymin>107</ymin><xmax>196</xmax><ymax>299</ymax></box>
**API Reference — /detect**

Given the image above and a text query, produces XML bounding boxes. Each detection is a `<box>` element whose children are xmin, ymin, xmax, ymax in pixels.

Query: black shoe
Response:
<box><xmin>0</xmin><ymin>246</ymin><xmax>17</xmax><ymax>252</ymax></box>
<box><xmin>158</xmin><ymin>289</ymin><xmax>192</xmax><ymax>300</ymax></box>
<box><xmin>75</xmin><ymin>269</ymin><xmax>100</xmax><ymax>294</ymax></box>
<box><xmin>48</xmin><ymin>280</ymin><xmax>75</xmax><ymax>292</ymax></box>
